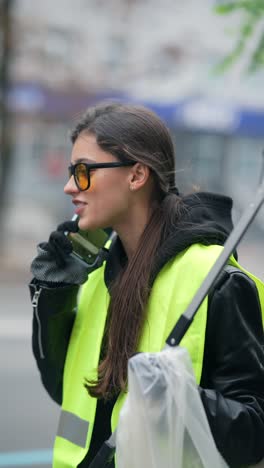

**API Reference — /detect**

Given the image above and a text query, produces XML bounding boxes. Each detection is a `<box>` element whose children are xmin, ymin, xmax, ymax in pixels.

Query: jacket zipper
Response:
<box><xmin>32</xmin><ymin>286</ymin><xmax>45</xmax><ymax>359</ymax></box>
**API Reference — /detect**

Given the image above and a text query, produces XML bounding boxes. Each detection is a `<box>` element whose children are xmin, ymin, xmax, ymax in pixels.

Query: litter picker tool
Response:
<box><xmin>88</xmin><ymin>156</ymin><xmax>264</xmax><ymax>468</ymax></box>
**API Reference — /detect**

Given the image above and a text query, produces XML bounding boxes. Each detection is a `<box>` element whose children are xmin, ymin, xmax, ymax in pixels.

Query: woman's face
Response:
<box><xmin>64</xmin><ymin>132</ymin><xmax>134</xmax><ymax>231</ymax></box>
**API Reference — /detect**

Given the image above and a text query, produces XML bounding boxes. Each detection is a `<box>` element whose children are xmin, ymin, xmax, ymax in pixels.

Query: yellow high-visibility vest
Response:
<box><xmin>53</xmin><ymin>244</ymin><xmax>264</xmax><ymax>467</ymax></box>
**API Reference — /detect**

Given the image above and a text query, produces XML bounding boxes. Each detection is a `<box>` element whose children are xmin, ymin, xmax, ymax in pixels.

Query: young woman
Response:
<box><xmin>30</xmin><ymin>102</ymin><xmax>264</xmax><ymax>468</ymax></box>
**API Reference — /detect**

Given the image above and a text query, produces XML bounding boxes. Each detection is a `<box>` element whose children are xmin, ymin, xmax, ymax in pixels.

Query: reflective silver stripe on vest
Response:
<box><xmin>57</xmin><ymin>410</ymin><xmax>89</xmax><ymax>448</ymax></box>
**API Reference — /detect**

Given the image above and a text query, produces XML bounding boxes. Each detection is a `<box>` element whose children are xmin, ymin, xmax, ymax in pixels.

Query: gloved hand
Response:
<box><xmin>40</xmin><ymin>220</ymin><xmax>78</xmax><ymax>268</ymax></box>
<box><xmin>30</xmin><ymin>220</ymin><xmax>89</xmax><ymax>285</ymax></box>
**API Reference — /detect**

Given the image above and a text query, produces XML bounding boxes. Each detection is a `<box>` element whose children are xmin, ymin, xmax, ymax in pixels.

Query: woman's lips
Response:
<box><xmin>73</xmin><ymin>201</ymin><xmax>87</xmax><ymax>215</ymax></box>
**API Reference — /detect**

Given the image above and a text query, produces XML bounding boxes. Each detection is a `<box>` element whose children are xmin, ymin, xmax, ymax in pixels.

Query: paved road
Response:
<box><xmin>0</xmin><ymin>233</ymin><xmax>262</xmax><ymax>467</ymax></box>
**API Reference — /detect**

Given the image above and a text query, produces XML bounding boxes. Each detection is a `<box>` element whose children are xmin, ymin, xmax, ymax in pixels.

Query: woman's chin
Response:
<box><xmin>78</xmin><ymin>218</ymin><xmax>100</xmax><ymax>232</ymax></box>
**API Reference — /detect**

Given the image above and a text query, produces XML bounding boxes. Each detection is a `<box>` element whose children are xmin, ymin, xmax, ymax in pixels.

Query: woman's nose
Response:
<box><xmin>64</xmin><ymin>175</ymin><xmax>79</xmax><ymax>194</ymax></box>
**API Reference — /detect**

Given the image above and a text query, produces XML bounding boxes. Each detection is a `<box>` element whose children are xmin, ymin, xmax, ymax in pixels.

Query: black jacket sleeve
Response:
<box><xmin>30</xmin><ymin>279</ymin><xmax>79</xmax><ymax>404</ymax></box>
<box><xmin>200</xmin><ymin>268</ymin><xmax>264</xmax><ymax>467</ymax></box>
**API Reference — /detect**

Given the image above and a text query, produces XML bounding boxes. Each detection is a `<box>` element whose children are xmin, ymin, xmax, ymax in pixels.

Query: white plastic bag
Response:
<box><xmin>116</xmin><ymin>347</ymin><xmax>228</xmax><ymax>468</ymax></box>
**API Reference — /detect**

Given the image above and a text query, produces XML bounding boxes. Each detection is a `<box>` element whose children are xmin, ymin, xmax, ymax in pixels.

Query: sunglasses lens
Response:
<box><xmin>75</xmin><ymin>163</ymin><xmax>89</xmax><ymax>190</ymax></box>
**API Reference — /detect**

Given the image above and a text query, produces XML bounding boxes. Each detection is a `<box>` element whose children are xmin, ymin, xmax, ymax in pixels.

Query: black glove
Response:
<box><xmin>31</xmin><ymin>219</ymin><xmax>89</xmax><ymax>285</ymax></box>
<box><xmin>40</xmin><ymin>220</ymin><xmax>79</xmax><ymax>268</ymax></box>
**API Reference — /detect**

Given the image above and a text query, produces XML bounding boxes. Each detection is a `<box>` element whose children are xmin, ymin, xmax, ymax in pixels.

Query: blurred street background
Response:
<box><xmin>0</xmin><ymin>0</ymin><xmax>263</xmax><ymax>466</ymax></box>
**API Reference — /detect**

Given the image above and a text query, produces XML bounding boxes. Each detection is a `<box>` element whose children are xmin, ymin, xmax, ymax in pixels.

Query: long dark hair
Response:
<box><xmin>71</xmin><ymin>102</ymin><xmax>186</xmax><ymax>400</ymax></box>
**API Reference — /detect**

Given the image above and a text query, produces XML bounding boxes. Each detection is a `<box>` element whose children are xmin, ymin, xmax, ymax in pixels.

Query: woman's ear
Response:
<box><xmin>129</xmin><ymin>163</ymin><xmax>150</xmax><ymax>191</ymax></box>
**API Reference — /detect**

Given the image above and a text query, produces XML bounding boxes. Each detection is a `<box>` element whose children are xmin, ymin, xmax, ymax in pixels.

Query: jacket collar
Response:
<box><xmin>104</xmin><ymin>192</ymin><xmax>234</xmax><ymax>290</ymax></box>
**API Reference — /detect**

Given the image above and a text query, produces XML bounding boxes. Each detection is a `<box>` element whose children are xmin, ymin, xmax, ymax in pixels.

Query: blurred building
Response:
<box><xmin>9</xmin><ymin>0</ymin><xmax>264</xmax><ymax>101</ymax></box>
<box><xmin>2</xmin><ymin>0</ymin><xmax>264</xmax><ymax>267</ymax></box>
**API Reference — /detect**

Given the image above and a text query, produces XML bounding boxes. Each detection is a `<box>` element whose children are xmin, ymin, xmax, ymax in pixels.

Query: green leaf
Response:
<box><xmin>240</xmin><ymin>20</ymin><xmax>255</xmax><ymax>38</ymax></box>
<box><xmin>215</xmin><ymin>0</ymin><xmax>264</xmax><ymax>16</ymax></box>
<box><xmin>214</xmin><ymin>3</ymin><xmax>238</xmax><ymax>15</ymax></box>
<box><xmin>248</xmin><ymin>32</ymin><xmax>264</xmax><ymax>71</ymax></box>
<box><xmin>240</xmin><ymin>0</ymin><xmax>264</xmax><ymax>15</ymax></box>
<box><xmin>212</xmin><ymin>35</ymin><xmax>246</xmax><ymax>74</ymax></box>
<box><xmin>214</xmin><ymin>1</ymin><xmax>264</xmax><ymax>73</ymax></box>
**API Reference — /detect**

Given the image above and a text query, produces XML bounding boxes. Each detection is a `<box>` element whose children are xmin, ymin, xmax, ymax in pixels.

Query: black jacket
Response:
<box><xmin>29</xmin><ymin>192</ymin><xmax>264</xmax><ymax>467</ymax></box>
